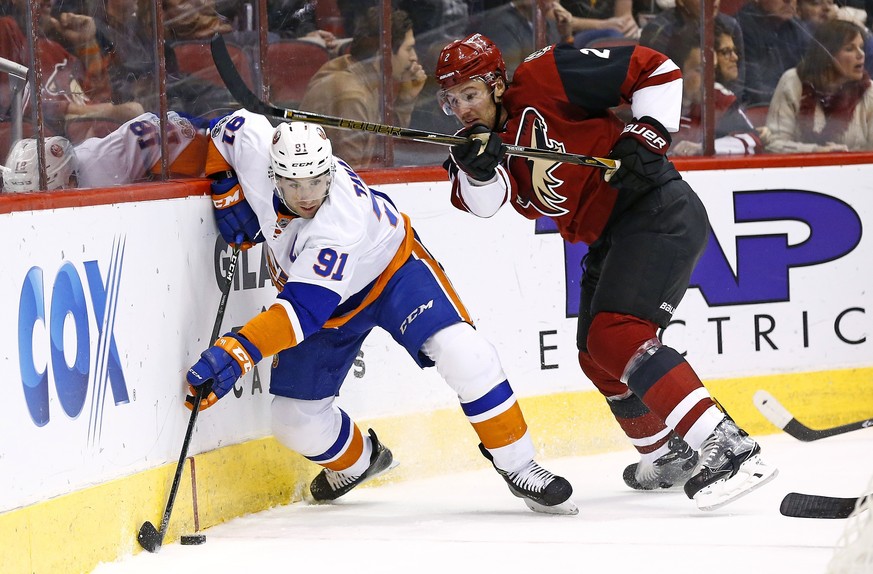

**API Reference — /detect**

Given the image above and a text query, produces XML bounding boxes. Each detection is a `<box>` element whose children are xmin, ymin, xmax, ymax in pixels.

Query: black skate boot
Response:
<box><xmin>479</xmin><ymin>443</ymin><xmax>578</xmax><ymax>515</ymax></box>
<box><xmin>623</xmin><ymin>435</ymin><xmax>699</xmax><ymax>490</ymax></box>
<box><xmin>684</xmin><ymin>418</ymin><xmax>778</xmax><ymax>510</ymax></box>
<box><xmin>310</xmin><ymin>429</ymin><xmax>395</xmax><ymax>502</ymax></box>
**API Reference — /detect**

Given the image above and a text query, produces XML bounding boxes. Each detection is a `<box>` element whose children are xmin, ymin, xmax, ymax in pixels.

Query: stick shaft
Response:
<box><xmin>209</xmin><ymin>35</ymin><xmax>618</xmax><ymax>172</ymax></box>
<box><xmin>156</xmin><ymin>243</ymin><xmax>242</xmax><ymax>539</ymax></box>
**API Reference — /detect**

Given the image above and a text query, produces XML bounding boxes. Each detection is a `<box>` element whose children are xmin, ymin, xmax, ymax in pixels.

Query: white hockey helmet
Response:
<box><xmin>3</xmin><ymin>136</ymin><xmax>78</xmax><ymax>192</ymax></box>
<box><xmin>270</xmin><ymin>122</ymin><xmax>334</xmax><ymax>216</ymax></box>
<box><xmin>270</xmin><ymin>122</ymin><xmax>334</xmax><ymax>178</ymax></box>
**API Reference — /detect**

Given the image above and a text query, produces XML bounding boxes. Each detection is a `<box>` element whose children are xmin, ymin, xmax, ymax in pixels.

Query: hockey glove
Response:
<box><xmin>449</xmin><ymin>125</ymin><xmax>506</xmax><ymax>182</ymax></box>
<box><xmin>185</xmin><ymin>333</ymin><xmax>263</xmax><ymax>411</ymax></box>
<box><xmin>211</xmin><ymin>174</ymin><xmax>263</xmax><ymax>250</ymax></box>
<box><xmin>607</xmin><ymin>116</ymin><xmax>680</xmax><ymax>193</ymax></box>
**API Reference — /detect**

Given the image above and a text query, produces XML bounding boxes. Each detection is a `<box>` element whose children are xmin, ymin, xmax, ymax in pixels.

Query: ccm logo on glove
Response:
<box><xmin>212</xmin><ymin>184</ymin><xmax>244</xmax><ymax>209</ymax></box>
<box><xmin>621</xmin><ymin>122</ymin><xmax>669</xmax><ymax>153</ymax></box>
<box><xmin>218</xmin><ymin>336</ymin><xmax>254</xmax><ymax>374</ymax></box>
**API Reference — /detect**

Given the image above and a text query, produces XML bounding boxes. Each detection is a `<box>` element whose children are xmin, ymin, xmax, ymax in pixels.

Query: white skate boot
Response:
<box><xmin>684</xmin><ymin>418</ymin><xmax>778</xmax><ymax>510</ymax></box>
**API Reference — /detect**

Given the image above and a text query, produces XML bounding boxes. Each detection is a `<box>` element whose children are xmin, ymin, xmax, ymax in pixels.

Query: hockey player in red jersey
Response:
<box><xmin>434</xmin><ymin>33</ymin><xmax>778</xmax><ymax>510</ymax></box>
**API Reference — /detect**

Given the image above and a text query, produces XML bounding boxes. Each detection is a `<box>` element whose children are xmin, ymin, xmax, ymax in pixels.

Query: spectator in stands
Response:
<box><xmin>299</xmin><ymin>8</ymin><xmax>426</xmax><ymax>169</ymax></box>
<box><xmin>337</xmin><ymin>0</ymin><xmax>465</xmax><ymax>57</ymax></box>
<box><xmin>737</xmin><ymin>0</ymin><xmax>809</xmax><ymax>105</ymax></box>
<box><xmin>267</xmin><ymin>0</ymin><xmax>342</xmax><ymax>53</ymax></box>
<box><xmin>409</xmin><ymin>1</ymin><xmax>473</xmax><ymax>136</ymax></box>
<box><xmin>798</xmin><ymin>0</ymin><xmax>873</xmax><ymax>75</ymax></box>
<box><xmin>640</xmin><ymin>0</ymin><xmax>746</xmax><ymax>98</ymax></box>
<box><xmin>556</xmin><ymin>0</ymin><xmax>642</xmax><ymax>48</ymax></box>
<box><xmin>474</xmin><ymin>0</ymin><xmax>565</xmax><ymax>79</ymax></box>
<box><xmin>767</xmin><ymin>19</ymin><xmax>873</xmax><ymax>151</ymax></box>
<box><xmin>798</xmin><ymin>0</ymin><xmax>838</xmax><ymax>31</ymax></box>
<box><xmin>2</xmin><ymin>111</ymin><xmax>206</xmax><ymax>192</ymax></box>
<box><xmin>666</xmin><ymin>30</ymin><xmax>766</xmax><ymax>156</ymax></box>
<box><xmin>0</xmin><ymin>0</ymin><xmax>144</xmax><ymax>141</ymax></box>
<box><xmin>163</xmin><ymin>0</ymin><xmax>233</xmax><ymax>40</ymax></box>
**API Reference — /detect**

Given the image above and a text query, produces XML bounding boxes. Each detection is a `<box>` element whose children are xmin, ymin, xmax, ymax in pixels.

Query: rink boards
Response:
<box><xmin>1</xmin><ymin>162</ymin><xmax>872</xmax><ymax>573</ymax></box>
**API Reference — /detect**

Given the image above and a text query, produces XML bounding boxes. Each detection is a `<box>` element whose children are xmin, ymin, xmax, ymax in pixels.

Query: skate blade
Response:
<box><xmin>694</xmin><ymin>454</ymin><xmax>779</xmax><ymax>511</ymax></box>
<box><xmin>522</xmin><ymin>497</ymin><xmax>579</xmax><ymax>516</ymax></box>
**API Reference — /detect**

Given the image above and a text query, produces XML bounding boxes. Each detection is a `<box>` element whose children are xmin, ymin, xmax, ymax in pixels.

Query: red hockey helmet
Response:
<box><xmin>436</xmin><ymin>33</ymin><xmax>507</xmax><ymax>92</ymax></box>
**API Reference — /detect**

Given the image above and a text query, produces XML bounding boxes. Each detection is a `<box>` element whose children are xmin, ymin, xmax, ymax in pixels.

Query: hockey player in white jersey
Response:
<box><xmin>186</xmin><ymin>108</ymin><xmax>577</xmax><ymax>514</ymax></box>
<box><xmin>2</xmin><ymin>111</ymin><xmax>205</xmax><ymax>192</ymax></box>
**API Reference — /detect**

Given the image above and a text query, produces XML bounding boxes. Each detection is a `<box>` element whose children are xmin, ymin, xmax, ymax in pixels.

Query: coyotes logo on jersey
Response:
<box><xmin>513</xmin><ymin>108</ymin><xmax>568</xmax><ymax>217</ymax></box>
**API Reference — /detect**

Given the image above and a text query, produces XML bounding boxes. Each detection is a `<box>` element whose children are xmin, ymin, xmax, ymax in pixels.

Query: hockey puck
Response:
<box><xmin>180</xmin><ymin>534</ymin><xmax>207</xmax><ymax>545</ymax></box>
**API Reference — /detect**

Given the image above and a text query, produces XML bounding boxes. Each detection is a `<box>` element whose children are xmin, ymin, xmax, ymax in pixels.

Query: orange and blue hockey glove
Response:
<box><xmin>211</xmin><ymin>173</ymin><xmax>263</xmax><ymax>250</ymax></box>
<box><xmin>185</xmin><ymin>333</ymin><xmax>263</xmax><ymax>411</ymax></box>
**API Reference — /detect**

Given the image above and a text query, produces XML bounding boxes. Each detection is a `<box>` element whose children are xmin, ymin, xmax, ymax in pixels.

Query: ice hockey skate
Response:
<box><xmin>479</xmin><ymin>444</ymin><xmax>578</xmax><ymax>515</ymax></box>
<box><xmin>623</xmin><ymin>435</ymin><xmax>699</xmax><ymax>490</ymax></box>
<box><xmin>684</xmin><ymin>418</ymin><xmax>778</xmax><ymax>510</ymax></box>
<box><xmin>309</xmin><ymin>429</ymin><xmax>396</xmax><ymax>502</ymax></box>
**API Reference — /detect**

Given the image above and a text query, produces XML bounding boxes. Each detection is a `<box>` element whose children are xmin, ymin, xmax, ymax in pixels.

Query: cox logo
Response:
<box><xmin>18</xmin><ymin>237</ymin><xmax>129</xmax><ymax>442</ymax></box>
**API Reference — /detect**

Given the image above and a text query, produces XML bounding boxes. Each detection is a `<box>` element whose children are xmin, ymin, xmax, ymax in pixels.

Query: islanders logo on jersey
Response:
<box><xmin>514</xmin><ymin>108</ymin><xmax>568</xmax><ymax>217</ymax></box>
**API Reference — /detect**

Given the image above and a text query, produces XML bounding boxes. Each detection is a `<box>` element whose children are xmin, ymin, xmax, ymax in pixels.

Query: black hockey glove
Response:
<box><xmin>607</xmin><ymin>116</ymin><xmax>680</xmax><ymax>193</ymax></box>
<box><xmin>449</xmin><ymin>125</ymin><xmax>506</xmax><ymax>182</ymax></box>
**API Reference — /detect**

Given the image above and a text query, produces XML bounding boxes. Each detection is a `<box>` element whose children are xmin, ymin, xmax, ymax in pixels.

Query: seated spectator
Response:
<box><xmin>2</xmin><ymin>111</ymin><xmax>206</xmax><ymax>192</ymax></box>
<box><xmin>409</xmin><ymin>1</ymin><xmax>473</xmax><ymax>136</ymax></box>
<box><xmin>640</xmin><ymin>0</ymin><xmax>745</xmax><ymax>98</ymax></box>
<box><xmin>163</xmin><ymin>0</ymin><xmax>232</xmax><ymax>41</ymax></box>
<box><xmin>267</xmin><ymin>0</ymin><xmax>343</xmax><ymax>54</ymax></box>
<box><xmin>798</xmin><ymin>0</ymin><xmax>873</xmax><ymax>75</ymax></box>
<box><xmin>798</xmin><ymin>0</ymin><xmax>837</xmax><ymax>31</ymax></box>
<box><xmin>298</xmin><ymin>8</ymin><xmax>426</xmax><ymax>169</ymax></box>
<box><xmin>667</xmin><ymin>31</ymin><xmax>766</xmax><ymax>156</ymax></box>
<box><xmin>767</xmin><ymin>19</ymin><xmax>873</xmax><ymax>152</ymax></box>
<box><xmin>737</xmin><ymin>0</ymin><xmax>809</xmax><ymax>105</ymax></box>
<box><xmin>474</xmin><ymin>0</ymin><xmax>565</xmax><ymax>79</ymax></box>
<box><xmin>0</xmin><ymin>0</ymin><xmax>144</xmax><ymax>138</ymax></box>
<box><xmin>556</xmin><ymin>0</ymin><xmax>641</xmax><ymax>48</ymax></box>
<box><xmin>337</xmin><ymin>0</ymin><xmax>461</xmax><ymax>57</ymax></box>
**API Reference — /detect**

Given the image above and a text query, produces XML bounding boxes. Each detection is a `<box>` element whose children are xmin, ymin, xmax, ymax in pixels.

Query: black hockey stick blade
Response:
<box><xmin>780</xmin><ymin>492</ymin><xmax>868</xmax><ymax>519</ymax></box>
<box><xmin>753</xmin><ymin>390</ymin><xmax>873</xmax><ymax>441</ymax></box>
<box><xmin>137</xmin><ymin>520</ymin><xmax>163</xmax><ymax>552</ymax></box>
<box><xmin>208</xmin><ymin>34</ymin><xmax>618</xmax><ymax>172</ymax></box>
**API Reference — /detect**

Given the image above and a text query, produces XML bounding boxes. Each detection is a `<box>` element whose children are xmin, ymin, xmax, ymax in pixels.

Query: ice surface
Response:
<box><xmin>93</xmin><ymin>431</ymin><xmax>873</xmax><ymax>574</ymax></box>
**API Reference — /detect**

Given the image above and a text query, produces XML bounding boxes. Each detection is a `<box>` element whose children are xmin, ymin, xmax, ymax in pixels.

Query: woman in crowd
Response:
<box><xmin>767</xmin><ymin>19</ymin><xmax>873</xmax><ymax>152</ymax></box>
<box><xmin>671</xmin><ymin>26</ymin><xmax>766</xmax><ymax>156</ymax></box>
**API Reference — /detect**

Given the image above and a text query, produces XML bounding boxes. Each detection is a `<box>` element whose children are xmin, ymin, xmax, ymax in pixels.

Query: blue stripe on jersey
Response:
<box><xmin>278</xmin><ymin>282</ymin><xmax>341</xmax><ymax>338</ymax></box>
<box><xmin>461</xmin><ymin>380</ymin><xmax>513</xmax><ymax>417</ymax></box>
<box><xmin>306</xmin><ymin>409</ymin><xmax>352</xmax><ymax>462</ymax></box>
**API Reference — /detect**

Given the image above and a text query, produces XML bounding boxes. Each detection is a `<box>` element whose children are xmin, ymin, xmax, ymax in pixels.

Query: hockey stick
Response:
<box><xmin>137</xmin><ymin>241</ymin><xmax>242</xmax><ymax>553</ymax></box>
<box><xmin>753</xmin><ymin>390</ymin><xmax>873</xmax><ymax>442</ymax></box>
<box><xmin>780</xmin><ymin>492</ymin><xmax>870</xmax><ymax>519</ymax></box>
<box><xmin>209</xmin><ymin>35</ymin><xmax>619</xmax><ymax>175</ymax></box>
